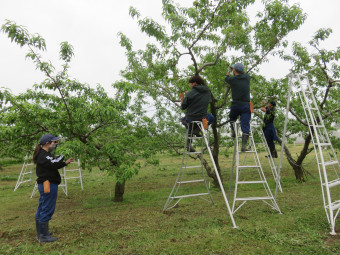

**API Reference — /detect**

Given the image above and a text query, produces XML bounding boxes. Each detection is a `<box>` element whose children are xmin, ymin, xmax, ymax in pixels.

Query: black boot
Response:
<box><xmin>241</xmin><ymin>133</ymin><xmax>249</xmax><ymax>152</ymax></box>
<box><xmin>35</xmin><ymin>218</ymin><xmax>40</xmax><ymax>241</ymax></box>
<box><xmin>230</xmin><ymin>123</ymin><xmax>236</xmax><ymax>138</ymax></box>
<box><xmin>39</xmin><ymin>221</ymin><xmax>58</xmax><ymax>243</ymax></box>
<box><xmin>186</xmin><ymin>139</ymin><xmax>195</xmax><ymax>152</ymax></box>
<box><xmin>272</xmin><ymin>149</ymin><xmax>278</xmax><ymax>158</ymax></box>
<box><xmin>36</xmin><ymin>218</ymin><xmax>52</xmax><ymax>240</ymax></box>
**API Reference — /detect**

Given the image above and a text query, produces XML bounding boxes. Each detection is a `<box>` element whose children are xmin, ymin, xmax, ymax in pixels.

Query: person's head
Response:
<box><xmin>232</xmin><ymin>63</ymin><xmax>245</xmax><ymax>75</ymax></box>
<box><xmin>268</xmin><ymin>101</ymin><xmax>276</xmax><ymax>108</ymax></box>
<box><xmin>33</xmin><ymin>134</ymin><xmax>60</xmax><ymax>163</ymax></box>
<box><xmin>188</xmin><ymin>75</ymin><xmax>206</xmax><ymax>89</ymax></box>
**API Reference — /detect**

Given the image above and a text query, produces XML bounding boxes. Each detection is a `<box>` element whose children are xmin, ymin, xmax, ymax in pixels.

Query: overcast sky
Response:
<box><xmin>0</xmin><ymin>0</ymin><xmax>339</xmax><ymax>95</ymax></box>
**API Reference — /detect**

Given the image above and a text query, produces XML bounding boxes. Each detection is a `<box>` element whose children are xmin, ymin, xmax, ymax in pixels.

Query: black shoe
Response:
<box><xmin>38</xmin><ymin>221</ymin><xmax>58</xmax><ymax>243</ymax></box>
<box><xmin>241</xmin><ymin>133</ymin><xmax>250</xmax><ymax>152</ymax></box>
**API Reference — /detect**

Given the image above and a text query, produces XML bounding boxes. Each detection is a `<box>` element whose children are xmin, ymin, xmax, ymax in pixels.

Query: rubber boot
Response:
<box><xmin>186</xmin><ymin>139</ymin><xmax>195</xmax><ymax>152</ymax></box>
<box><xmin>272</xmin><ymin>149</ymin><xmax>278</xmax><ymax>158</ymax></box>
<box><xmin>230</xmin><ymin>123</ymin><xmax>236</xmax><ymax>138</ymax></box>
<box><xmin>35</xmin><ymin>218</ymin><xmax>40</xmax><ymax>241</ymax></box>
<box><xmin>39</xmin><ymin>221</ymin><xmax>58</xmax><ymax>243</ymax></box>
<box><xmin>241</xmin><ymin>133</ymin><xmax>249</xmax><ymax>152</ymax></box>
<box><xmin>36</xmin><ymin>218</ymin><xmax>52</xmax><ymax>240</ymax></box>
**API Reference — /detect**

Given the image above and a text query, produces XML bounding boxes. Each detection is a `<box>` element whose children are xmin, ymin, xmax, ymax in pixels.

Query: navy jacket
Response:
<box><xmin>225</xmin><ymin>74</ymin><xmax>251</xmax><ymax>106</ymax></box>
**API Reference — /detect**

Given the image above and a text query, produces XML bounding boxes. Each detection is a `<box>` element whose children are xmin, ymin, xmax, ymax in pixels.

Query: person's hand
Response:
<box><xmin>66</xmin><ymin>158</ymin><xmax>74</xmax><ymax>165</ymax></box>
<box><xmin>179</xmin><ymin>93</ymin><xmax>184</xmax><ymax>100</ymax></box>
<box><xmin>260</xmin><ymin>107</ymin><xmax>266</xmax><ymax>112</ymax></box>
<box><xmin>261</xmin><ymin>100</ymin><xmax>265</xmax><ymax>105</ymax></box>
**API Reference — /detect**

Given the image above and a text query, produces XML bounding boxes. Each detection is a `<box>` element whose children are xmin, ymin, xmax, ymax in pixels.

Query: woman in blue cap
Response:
<box><xmin>32</xmin><ymin>134</ymin><xmax>73</xmax><ymax>243</ymax></box>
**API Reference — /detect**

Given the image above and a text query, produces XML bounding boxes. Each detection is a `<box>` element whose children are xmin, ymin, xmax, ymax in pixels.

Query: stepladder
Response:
<box><xmin>163</xmin><ymin>121</ymin><xmax>237</xmax><ymax>228</ymax></box>
<box><xmin>229</xmin><ymin>122</ymin><xmax>281</xmax><ymax>215</ymax></box>
<box><xmin>254</xmin><ymin>125</ymin><xmax>283</xmax><ymax>193</ymax></box>
<box><xmin>31</xmin><ymin>159</ymin><xmax>83</xmax><ymax>198</ymax></box>
<box><xmin>285</xmin><ymin>74</ymin><xmax>340</xmax><ymax>235</ymax></box>
<box><xmin>14</xmin><ymin>156</ymin><xmax>34</xmax><ymax>192</ymax></box>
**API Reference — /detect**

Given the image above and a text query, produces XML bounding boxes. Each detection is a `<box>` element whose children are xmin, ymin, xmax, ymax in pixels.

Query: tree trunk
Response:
<box><xmin>113</xmin><ymin>180</ymin><xmax>125</xmax><ymax>202</ymax></box>
<box><xmin>200</xmin><ymin>99</ymin><xmax>220</xmax><ymax>188</ymax></box>
<box><xmin>277</xmin><ymin>133</ymin><xmax>313</xmax><ymax>182</ymax></box>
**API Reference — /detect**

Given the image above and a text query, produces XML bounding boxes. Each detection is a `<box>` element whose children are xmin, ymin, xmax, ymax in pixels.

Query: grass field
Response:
<box><xmin>0</xmin><ymin>145</ymin><xmax>339</xmax><ymax>254</ymax></box>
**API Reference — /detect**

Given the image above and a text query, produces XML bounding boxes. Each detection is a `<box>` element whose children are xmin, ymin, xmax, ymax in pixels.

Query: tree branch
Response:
<box><xmin>289</xmin><ymin>108</ymin><xmax>308</xmax><ymax>126</ymax></box>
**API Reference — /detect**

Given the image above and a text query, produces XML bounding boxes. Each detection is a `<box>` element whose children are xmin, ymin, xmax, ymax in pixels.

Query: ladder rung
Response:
<box><xmin>187</xmin><ymin>136</ymin><xmax>203</xmax><ymax>140</ymax></box>
<box><xmin>237</xmin><ymin>181</ymin><xmax>266</xmax><ymax>184</ymax></box>
<box><xmin>171</xmin><ymin>193</ymin><xmax>209</xmax><ymax>199</ymax></box>
<box><xmin>321</xmin><ymin>161</ymin><xmax>339</xmax><ymax>167</ymax></box>
<box><xmin>310</xmin><ymin>107</ymin><xmax>318</xmax><ymax>110</ymax></box>
<box><xmin>65</xmin><ymin>177</ymin><xmax>81</xmax><ymax>180</ymax></box>
<box><xmin>238</xmin><ymin>165</ymin><xmax>260</xmax><ymax>169</ymax></box>
<box><xmin>64</xmin><ymin>169</ymin><xmax>81</xmax><ymax>172</ymax></box>
<box><xmin>235</xmin><ymin>196</ymin><xmax>272</xmax><ymax>201</ymax></box>
<box><xmin>185</xmin><ymin>151</ymin><xmax>202</xmax><ymax>155</ymax></box>
<box><xmin>177</xmin><ymin>179</ymin><xmax>205</xmax><ymax>184</ymax></box>
<box><xmin>324</xmin><ymin>178</ymin><xmax>340</xmax><ymax>188</ymax></box>
<box><xmin>237</xmin><ymin>150</ymin><xmax>256</xmax><ymax>153</ymax></box>
<box><xmin>183</xmin><ymin>165</ymin><xmax>202</xmax><ymax>169</ymax></box>
<box><xmin>326</xmin><ymin>200</ymin><xmax>340</xmax><ymax>211</ymax></box>
<box><xmin>313</xmin><ymin>125</ymin><xmax>324</xmax><ymax>128</ymax></box>
<box><xmin>318</xmin><ymin>143</ymin><xmax>331</xmax><ymax>147</ymax></box>
<box><xmin>22</xmin><ymin>172</ymin><xmax>32</xmax><ymax>175</ymax></box>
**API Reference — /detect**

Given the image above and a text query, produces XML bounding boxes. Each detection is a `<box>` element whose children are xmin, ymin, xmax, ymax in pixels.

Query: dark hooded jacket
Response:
<box><xmin>225</xmin><ymin>73</ymin><xmax>251</xmax><ymax>106</ymax></box>
<box><xmin>181</xmin><ymin>84</ymin><xmax>211</xmax><ymax>120</ymax></box>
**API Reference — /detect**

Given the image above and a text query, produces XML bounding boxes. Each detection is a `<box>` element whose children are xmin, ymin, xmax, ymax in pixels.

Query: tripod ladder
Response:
<box><xmin>255</xmin><ymin>125</ymin><xmax>283</xmax><ymax>193</ymax></box>
<box><xmin>14</xmin><ymin>155</ymin><xmax>34</xmax><ymax>192</ymax></box>
<box><xmin>281</xmin><ymin>74</ymin><xmax>340</xmax><ymax>235</ymax></box>
<box><xmin>163</xmin><ymin>121</ymin><xmax>237</xmax><ymax>228</ymax></box>
<box><xmin>229</xmin><ymin>122</ymin><xmax>281</xmax><ymax>215</ymax></box>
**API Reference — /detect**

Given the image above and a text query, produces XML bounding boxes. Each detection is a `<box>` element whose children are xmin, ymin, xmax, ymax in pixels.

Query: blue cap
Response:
<box><xmin>232</xmin><ymin>63</ymin><xmax>244</xmax><ymax>72</ymax></box>
<box><xmin>39</xmin><ymin>134</ymin><xmax>60</xmax><ymax>145</ymax></box>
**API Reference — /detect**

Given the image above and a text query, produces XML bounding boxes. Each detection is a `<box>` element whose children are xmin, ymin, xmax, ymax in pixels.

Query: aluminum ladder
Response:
<box><xmin>163</xmin><ymin>121</ymin><xmax>237</xmax><ymax>228</ymax></box>
<box><xmin>31</xmin><ymin>159</ymin><xmax>83</xmax><ymax>197</ymax></box>
<box><xmin>281</xmin><ymin>74</ymin><xmax>340</xmax><ymax>235</ymax></box>
<box><xmin>14</xmin><ymin>155</ymin><xmax>33</xmax><ymax>192</ymax></box>
<box><xmin>254</xmin><ymin>125</ymin><xmax>283</xmax><ymax>193</ymax></box>
<box><xmin>229</xmin><ymin>122</ymin><xmax>281</xmax><ymax>215</ymax></box>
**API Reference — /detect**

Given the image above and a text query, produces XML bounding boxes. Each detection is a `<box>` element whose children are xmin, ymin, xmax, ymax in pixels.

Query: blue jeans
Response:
<box><xmin>36</xmin><ymin>182</ymin><xmax>58</xmax><ymax>223</ymax></box>
<box><xmin>229</xmin><ymin>104</ymin><xmax>251</xmax><ymax>134</ymax></box>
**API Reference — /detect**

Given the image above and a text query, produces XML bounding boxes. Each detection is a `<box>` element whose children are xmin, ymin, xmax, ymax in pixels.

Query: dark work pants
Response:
<box><xmin>229</xmin><ymin>104</ymin><xmax>251</xmax><ymax>134</ymax></box>
<box><xmin>36</xmin><ymin>182</ymin><xmax>58</xmax><ymax>223</ymax></box>
<box><xmin>263</xmin><ymin>123</ymin><xmax>278</xmax><ymax>152</ymax></box>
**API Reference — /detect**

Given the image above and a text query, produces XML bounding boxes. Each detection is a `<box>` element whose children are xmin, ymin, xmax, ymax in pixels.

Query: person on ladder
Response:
<box><xmin>260</xmin><ymin>101</ymin><xmax>278</xmax><ymax>158</ymax></box>
<box><xmin>180</xmin><ymin>75</ymin><xmax>215</xmax><ymax>151</ymax></box>
<box><xmin>224</xmin><ymin>63</ymin><xmax>252</xmax><ymax>152</ymax></box>
<box><xmin>32</xmin><ymin>134</ymin><xmax>74</xmax><ymax>243</ymax></box>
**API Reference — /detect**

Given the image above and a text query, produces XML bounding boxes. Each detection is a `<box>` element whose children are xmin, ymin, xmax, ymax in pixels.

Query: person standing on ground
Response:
<box><xmin>225</xmin><ymin>63</ymin><xmax>251</xmax><ymax>152</ymax></box>
<box><xmin>261</xmin><ymin>101</ymin><xmax>278</xmax><ymax>158</ymax></box>
<box><xmin>32</xmin><ymin>134</ymin><xmax>74</xmax><ymax>243</ymax></box>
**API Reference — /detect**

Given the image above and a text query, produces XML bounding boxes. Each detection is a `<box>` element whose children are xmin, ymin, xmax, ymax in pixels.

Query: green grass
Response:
<box><xmin>0</xmin><ymin>145</ymin><xmax>339</xmax><ymax>254</ymax></box>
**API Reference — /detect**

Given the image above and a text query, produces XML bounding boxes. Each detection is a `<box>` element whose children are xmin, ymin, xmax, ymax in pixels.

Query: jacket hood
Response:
<box><xmin>193</xmin><ymin>84</ymin><xmax>210</xmax><ymax>93</ymax></box>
